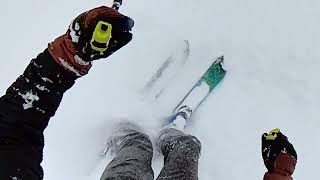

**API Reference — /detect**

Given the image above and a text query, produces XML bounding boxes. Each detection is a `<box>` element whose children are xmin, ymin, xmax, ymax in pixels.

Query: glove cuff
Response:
<box><xmin>273</xmin><ymin>153</ymin><xmax>297</xmax><ymax>176</ymax></box>
<box><xmin>48</xmin><ymin>34</ymin><xmax>92</xmax><ymax>77</ymax></box>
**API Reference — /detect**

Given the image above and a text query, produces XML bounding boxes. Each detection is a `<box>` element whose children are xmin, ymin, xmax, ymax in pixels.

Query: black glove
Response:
<box><xmin>48</xmin><ymin>6</ymin><xmax>134</xmax><ymax>76</ymax></box>
<box><xmin>261</xmin><ymin>129</ymin><xmax>297</xmax><ymax>172</ymax></box>
<box><xmin>70</xmin><ymin>6</ymin><xmax>134</xmax><ymax>61</ymax></box>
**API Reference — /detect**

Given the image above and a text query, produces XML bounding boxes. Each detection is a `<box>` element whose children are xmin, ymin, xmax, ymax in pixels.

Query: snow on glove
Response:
<box><xmin>48</xmin><ymin>6</ymin><xmax>134</xmax><ymax>76</ymax></box>
<box><xmin>262</xmin><ymin>129</ymin><xmax>297</xmax><ymax>177</ymax></box>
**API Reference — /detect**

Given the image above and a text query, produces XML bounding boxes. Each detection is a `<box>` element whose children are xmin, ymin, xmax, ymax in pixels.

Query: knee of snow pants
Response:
<box><xmin>156</xmin><ymin>128</ymin><xmax>201</xmax><ymax>180</ymax></box>
<box><xmin>0</xmin><ymin>137</ymin><xmax>43</xmax><ymax>180</ymax></box>
<box><xmin>100</xmin><ymin>130</ymin><xmax>154</xmax><ymax>180</ymax></box>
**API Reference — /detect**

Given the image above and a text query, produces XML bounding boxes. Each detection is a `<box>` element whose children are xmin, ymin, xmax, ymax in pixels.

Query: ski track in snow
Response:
<box><xmin>1</xmin><ymin>0</ymin><xmax>320</xmax><ymax>179</ymax></box>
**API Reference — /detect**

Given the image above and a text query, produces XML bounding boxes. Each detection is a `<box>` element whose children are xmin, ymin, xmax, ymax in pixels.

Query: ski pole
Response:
<box><xmin>112</xmin><ymin>0</ymin><xmax>123</xmax><ymax>10</ymax></box>
<box><xmin>90</xmin><ymin>0</ymin><xmax>123</xmax><ymax>52</ymax></box>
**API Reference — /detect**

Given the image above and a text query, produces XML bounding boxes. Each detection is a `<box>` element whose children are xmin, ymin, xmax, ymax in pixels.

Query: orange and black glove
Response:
<box><xmin>262</xmin><ymin>129</ymin><xmax>297</xmax><ymax>178</ymax></box>
<box><xmin>48</xmin><ymin>6</ymin><xmax>134</xmax><ymax>76</ymax></box>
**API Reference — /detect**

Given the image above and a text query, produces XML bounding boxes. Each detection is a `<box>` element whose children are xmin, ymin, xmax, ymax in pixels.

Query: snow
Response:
<box><xmin>142</xmin><ymin>40</ymin><xmax>190</xmax><ymax>101</ymax></box>
<box><xmin>42</xmin><ymin>77</ymin><xmax>54</xmax><ymax>84</ymax></box>
<box><xmin>169</xmin><ymin>116</ymin><xmax>187</xmax><ymax>132</ymax></box>
<box><xmin>0</xmin><ymin>0</ymin><xmax>319</xmax><ymax>179</ymax></box>
<box><xmin>18</xmin><ymin>90</ymin><xmax>40</xmax><ymax>110</ymax></box>
<box><xmin>70</xmin><ymin>22</ymin><xmax>80</xmax><ymax>43</ymax></box>
<box><xmin>36</xmin><ymin>84</ymin><xmax>50</xmax><ymax>92</ymax></box>
<box><xmin>58</xmin><ymin>57</ymin><xmax>82</xmax><ymax>77</ymax></box>
<box><xmin>74</xmin><ymin>55</ymin><xmax>90</xmax><ymax>66</ymax></box>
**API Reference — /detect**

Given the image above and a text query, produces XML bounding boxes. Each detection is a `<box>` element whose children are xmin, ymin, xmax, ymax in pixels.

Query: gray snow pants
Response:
<box><xmin>100</xmin><ymin>128</ymin><xmax>201</xmax><ymax>180</ymax></box>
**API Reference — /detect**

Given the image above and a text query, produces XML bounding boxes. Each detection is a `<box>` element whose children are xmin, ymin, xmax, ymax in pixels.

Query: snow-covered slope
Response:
<box><xmin>1</xmin><ymin>0</ymin><xmax>319</xmax><ymax>179</ymax></box>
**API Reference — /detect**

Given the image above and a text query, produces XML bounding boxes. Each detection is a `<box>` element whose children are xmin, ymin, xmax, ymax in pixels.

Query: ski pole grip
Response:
<box><xmin>112</xmin><ymin>0</ymin><xmax>123</xmax><ymax>10</ymax></box>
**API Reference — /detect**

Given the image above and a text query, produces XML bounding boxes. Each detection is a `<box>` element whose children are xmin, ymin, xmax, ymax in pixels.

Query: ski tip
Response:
<box><xmin>214</xmin><ymin>56</ymin><xmax>224</xmax><ymax>64</ymax></box>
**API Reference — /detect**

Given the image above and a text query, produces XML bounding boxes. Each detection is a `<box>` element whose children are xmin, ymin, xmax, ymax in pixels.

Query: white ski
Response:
<box><xmin>142</xmin><ymin>40</ymin><xmax>190</xmax><ymax>101</ymax></box>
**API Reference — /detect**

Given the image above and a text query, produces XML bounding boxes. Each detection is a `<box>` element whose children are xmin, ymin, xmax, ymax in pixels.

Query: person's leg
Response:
<box><xmin>156</xmin><ymin>128</ymin><xmax>201</xmax><ymax>180</ymax></box>
<box><xmin>0</xmin><ymin>137</ymin><xmax>43</xmax><ymax>180</ymax></box>
<box><xmin>100</xmin><ymin>128</ymin><xmax>154</xmax><ymax>180</ymax></box>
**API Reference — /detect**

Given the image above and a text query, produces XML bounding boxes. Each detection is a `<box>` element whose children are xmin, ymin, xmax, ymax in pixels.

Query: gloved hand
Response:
<box><xmin>48</xmin><ymin>6</ymin><xmax>134</xmax><ymax>76</ymax></box>
<box><xmin>262</xmin><ymin>129</ymin><xmax>297</xmax><ymax>177</ymax></box>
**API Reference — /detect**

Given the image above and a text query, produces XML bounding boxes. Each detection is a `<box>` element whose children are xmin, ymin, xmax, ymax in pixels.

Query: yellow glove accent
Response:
<box><xmin>265</xmin><ymin>128</ymin><xmax>281</xmax><ymax>141</ymax></box>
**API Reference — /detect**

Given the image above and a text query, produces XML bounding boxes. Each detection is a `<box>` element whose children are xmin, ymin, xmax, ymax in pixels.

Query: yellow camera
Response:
<box><xmin>91</xmin><ymin>21</ymin><xmax>113</xmax><ymax>52</ymax></box>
